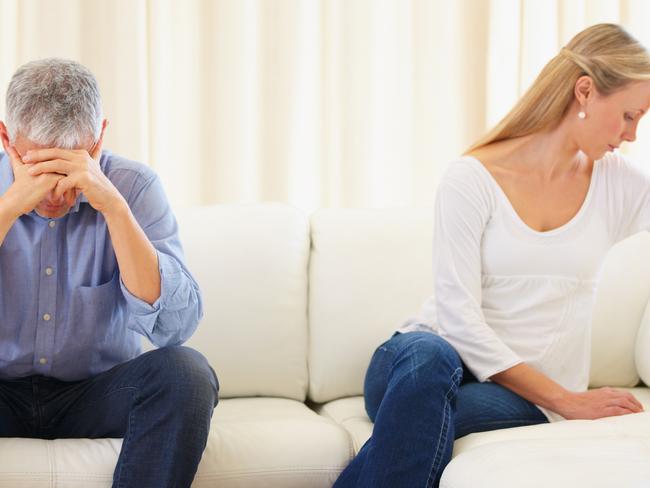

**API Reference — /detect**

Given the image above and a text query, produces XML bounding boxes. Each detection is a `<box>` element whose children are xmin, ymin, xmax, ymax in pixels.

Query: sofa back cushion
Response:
<box><xmin>175</xmin><ymin>203</ymin><xmax>310</xmax><ymax>400</ymax></box>
<box><xmin>308</xmin><ymin>208</ymin><xmax>650</xmax><ymax>403</ymax></box>
<box><xmin>308</xmin><ymin>208</ymin><xmax>434</xmax><ymax>402</ymax></box>
<box><xmin>590</xmin><ymin>231</ymin><xmax>650</xmax><ymax>387</ymax></box>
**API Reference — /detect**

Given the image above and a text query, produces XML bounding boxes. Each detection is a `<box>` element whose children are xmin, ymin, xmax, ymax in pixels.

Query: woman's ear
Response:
<box><xmin>574</xmin><ymin>75</ymin><xmax>594</xmax><ymax>107</ymax></box>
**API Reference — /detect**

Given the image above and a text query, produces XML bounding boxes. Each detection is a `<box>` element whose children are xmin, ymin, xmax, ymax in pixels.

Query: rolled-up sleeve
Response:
<box><xmin>119</xmin><ymin>172</ymin><xmax>203</xmax><ymax>346</ymax></box>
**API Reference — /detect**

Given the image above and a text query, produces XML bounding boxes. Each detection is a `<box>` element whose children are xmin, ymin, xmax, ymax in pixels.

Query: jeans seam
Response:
<box><xmin>426</xmin><ymin>366</ymin><xmax>462</xmax><ymax>487</ymax></box>
<box><xmin>113</xmin><ymin>386</ymin><xmax>139</xmax><ymax>488</ymax></box>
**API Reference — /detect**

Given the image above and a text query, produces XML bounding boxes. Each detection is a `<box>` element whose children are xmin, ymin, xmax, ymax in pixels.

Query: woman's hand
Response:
<box><xmin>556</xmin><ymin>387</ymin><xmax>645</xmax><ymax>420</ymax></box>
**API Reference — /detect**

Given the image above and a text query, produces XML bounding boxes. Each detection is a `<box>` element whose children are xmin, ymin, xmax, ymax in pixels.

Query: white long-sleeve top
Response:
<box><xmin>399</xmin><ymin>152</ymin><xmax>650</xmax><ymax>422</ymax></box>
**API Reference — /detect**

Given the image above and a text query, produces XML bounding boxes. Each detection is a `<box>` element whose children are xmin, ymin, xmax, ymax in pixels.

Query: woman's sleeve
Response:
<box><xmin>611</xmin><ymin>156</ymin><xmax>650</xmax><ymax>241</ymax></box>
<box><xmin>433</xmin><ymin>165</ymin><xmax>522</xmax><ymax>382</ymax></box>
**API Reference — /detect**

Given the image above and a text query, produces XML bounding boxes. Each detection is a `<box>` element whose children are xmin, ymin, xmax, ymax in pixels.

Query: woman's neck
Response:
<box><xmin>480</xmin><ymin>126</ymin><xmax>587</xmax><ymax>181</ymax></box>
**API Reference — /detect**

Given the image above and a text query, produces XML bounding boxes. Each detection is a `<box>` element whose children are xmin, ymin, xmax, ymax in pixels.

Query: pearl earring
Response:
<box><xmin>578</xmin><ymin>111</ymin><xmax>586</xmax><ymax>119</ymax></box>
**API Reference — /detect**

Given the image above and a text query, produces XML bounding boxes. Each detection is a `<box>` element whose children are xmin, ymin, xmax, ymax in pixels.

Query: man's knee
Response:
<box><xmin>142</xmin><ymin>346</ymin><xmax>219</xmax><ymax>407</ymax></box>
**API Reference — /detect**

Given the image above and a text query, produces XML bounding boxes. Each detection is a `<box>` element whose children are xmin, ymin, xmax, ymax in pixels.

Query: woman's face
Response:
<box><xmin>576</xmin><ymin>79</ymin><xmax>650</xmax><ymax>161</ymax></box>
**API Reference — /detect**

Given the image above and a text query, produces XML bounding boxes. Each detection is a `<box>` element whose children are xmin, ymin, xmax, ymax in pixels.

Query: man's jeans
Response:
<box><xmin>0</xmin><ymin>346</ymin><xmax>219</xmax><ymax>488</ymax></box>
<box><xmin>333</xmin><ymin>331</ymin><xmax>548</xmax><ymax>488</ymax></box>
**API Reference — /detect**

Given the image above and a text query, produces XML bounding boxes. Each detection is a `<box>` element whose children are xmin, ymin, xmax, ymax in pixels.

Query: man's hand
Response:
<box><xmin>0</xmin><ymin>137</ymin><xmax>64</xmax><ymax>219</ymax></box>
<box><xmin>23</xmin><ymin>123</ymin><xmax>125</xmax><ymax>215</ymax></box>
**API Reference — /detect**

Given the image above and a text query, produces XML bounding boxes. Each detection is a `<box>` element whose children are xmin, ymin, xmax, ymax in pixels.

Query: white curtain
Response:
<box><xmin>0</xmin><ymin>0</ymin><xmax>648</xmax><ymax>212</ymax></box>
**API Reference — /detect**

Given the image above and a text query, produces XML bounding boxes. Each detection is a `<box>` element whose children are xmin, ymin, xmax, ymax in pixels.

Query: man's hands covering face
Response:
<box><xmin>1</xmin><ymin>138</ymin><xmax>66</xmax><ymax>218</ymax></box>
<box><xmin>22</xmin><ymin>124</ymin><xmax>124</xmax><ymax>215</ymax></box>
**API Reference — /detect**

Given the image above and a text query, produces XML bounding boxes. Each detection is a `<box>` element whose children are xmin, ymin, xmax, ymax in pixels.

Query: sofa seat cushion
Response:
<box><xmin>200</xmin><ymin>397</ymin><xmax>352</xmax><ymax>486</ymax></box>
<box><xmin>313</xmin><ymin>396</ymin><xmax>373</xmax><ymax>453</ymax></box>
<box><xmin>0</xmin><ymin>437</ymin><xmax>120</xmax><ymax>487</ymax></box>
<box><xmin>440</xmin><ymin>437</ymin><xmax>650</xmax><ymax>488</ymax></box>
<box><xmin>316</xmin><ymin>387</ymin><xmax>650</xmax><ymax>457</ymax></box>
<box><xmin>0</xmin><ymin>398</ymin><xmax>351</xmax><ymax>488</ymax></box>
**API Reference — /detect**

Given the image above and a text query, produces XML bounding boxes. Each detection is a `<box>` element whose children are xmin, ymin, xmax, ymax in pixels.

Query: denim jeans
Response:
<box><xmin>0</xmin><ymin>346</ymin><xmax>219</xmax><ymax>488</ymax></box>
<box><xmin>333</xmin><ymin>331</ymin><xmax>548</xmax><ymax>488</ymax></box>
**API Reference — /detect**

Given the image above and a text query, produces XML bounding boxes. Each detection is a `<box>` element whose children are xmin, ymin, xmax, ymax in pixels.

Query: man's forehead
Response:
<box><xmin>15</xmin><ymin>135</ymin><xmax>48</xmax><ymax>150</ymax></box>
<box><xmin>14</xmin><ymin>133</ymin><xmax>87</xmax><ymax>152</ymax></box>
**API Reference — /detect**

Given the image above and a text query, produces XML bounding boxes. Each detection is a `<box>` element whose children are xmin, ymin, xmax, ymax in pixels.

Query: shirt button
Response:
<box><xmin>43</xmin><ymin>313</ymin><xmax>51</xmax><ymax>321</ymax></box>
<box><xmin>39</xmin><ymin>358</ymin><xmax>47</xmax><ymax>364</ymax></box>
<box><xmin>45</xmin><ymin>267</ymin><xmax>54</xmax><ymax>276</ymax></box>
<box><xmin>48</xmin><ymin>221</ymin><xmax>56</xmax><ymax>228</ymax></box>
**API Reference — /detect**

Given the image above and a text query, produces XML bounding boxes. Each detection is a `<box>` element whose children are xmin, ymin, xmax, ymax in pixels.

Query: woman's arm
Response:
<box><xmin>491</xmin><ymin>362</ymin><xmax>644</xmax><ymax>419</ymax></box>
<box><xmin>433</xmin><ymin>161</ymin><xmax>522</xmax><ymax>382</ymax></box>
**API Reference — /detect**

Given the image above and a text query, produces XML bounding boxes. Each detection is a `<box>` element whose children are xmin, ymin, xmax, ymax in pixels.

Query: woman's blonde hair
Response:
<box><xmin>467</xmin><ymin>23</ymin><xmax>650</xmax><ymax>152</ymax></box>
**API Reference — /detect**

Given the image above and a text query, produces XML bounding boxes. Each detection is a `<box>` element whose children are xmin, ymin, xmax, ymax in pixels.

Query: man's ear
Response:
<box><xmin>0</xmin><ymin>121</ymin><xmax>10</xmax><ymax>146</ymax></box>
<box><xmin>574</xmin><ymin>75</ymin><xmax>595</xmax><ymax>107</ymax></box>
<box><xmin>0</xmin><ymin>122</ymin><xmax>12</xmax><ymax>152</ymax></box>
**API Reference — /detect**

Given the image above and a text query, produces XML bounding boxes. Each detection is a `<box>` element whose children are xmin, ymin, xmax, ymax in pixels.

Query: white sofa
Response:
<box><xmin>3</xmin><ymin>202</ymin><xmax>650</xmax><ymax>487</ymax></box>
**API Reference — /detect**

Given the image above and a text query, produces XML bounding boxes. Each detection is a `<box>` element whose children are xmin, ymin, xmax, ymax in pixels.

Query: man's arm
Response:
<box><xmin>25</xmin><ymin>135</ymin><xmax>203</xmax><ymax>347</ymax></box>
<box><xmin>102</xmin><ymin>197</ymin><xmax>161</xmax><ymax>305</ymax></box>
<box><xmin>0</xmin><ymin>200</ymin><xmax>17</xmax><ymax>245</ymax></box>
<box><xmin>24</xmin><ymin>125</ymin><xmax>161</xmax><ymax>305</ymax></box>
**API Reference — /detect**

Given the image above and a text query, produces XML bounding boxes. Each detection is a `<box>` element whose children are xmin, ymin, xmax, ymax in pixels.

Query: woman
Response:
<box><xmin>334</xmin><ymin>23</ymin><xmax>650</xmax><ymax>488</ymax></box>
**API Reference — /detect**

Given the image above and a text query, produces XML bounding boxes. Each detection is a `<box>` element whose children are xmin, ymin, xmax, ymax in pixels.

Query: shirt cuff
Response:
<box><xmin>120</xmin><ymin>250</ymin><xmax>184</xmax><ymax>335</ymax></box>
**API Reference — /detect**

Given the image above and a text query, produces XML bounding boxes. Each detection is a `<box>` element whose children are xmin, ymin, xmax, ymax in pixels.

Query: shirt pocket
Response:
<box><xmin>60</xmin><ymin>271</ymin><xmax>123</xmax><ymax>378</ymax></box>
<box><xmin>71</xmin><ymin>270</ymin><xmax>120</xmax><ymax>324</ymax></box>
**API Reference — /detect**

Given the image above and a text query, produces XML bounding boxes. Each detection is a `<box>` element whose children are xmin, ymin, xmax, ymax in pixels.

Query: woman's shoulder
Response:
<box><xmin>442</xmin><ymin>154</ymin><xmax>493</xmax><ymax>185</ymax></box>
<box><xmin>437</xmin><ymin>155</ymin><xmax>497</xmax><ymax>214</ymax></box>
<box><xmin>599</xmin><ymin>150</ymin><xmax>650</xmax><ymax>185</ymax></box>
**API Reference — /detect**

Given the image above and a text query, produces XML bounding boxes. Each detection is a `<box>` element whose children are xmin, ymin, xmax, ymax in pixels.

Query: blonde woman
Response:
<box><xmin>334</xmin><ymin>23</ymin><xmax>650</xmax><ymax>488</ymax></box>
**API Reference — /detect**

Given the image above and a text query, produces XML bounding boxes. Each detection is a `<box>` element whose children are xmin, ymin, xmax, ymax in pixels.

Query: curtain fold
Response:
<box><xmin>0</xmin><ymin>0</ymin><xmax>646</xmax><ymax>211</ymax></box>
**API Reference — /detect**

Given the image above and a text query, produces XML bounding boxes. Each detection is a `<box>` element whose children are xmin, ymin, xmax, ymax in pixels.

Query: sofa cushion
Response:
<box><xmin>175</xmin><ymin>204</ymin><xmax>310</xmax><ymax>400</ymax></box>
<box><xmin>197</xmin><ymin>398</ymin><xmax>351</xmax><ymax>487</ymax></box>
<box><xmin>590</xmin><ymin>231</ymin><xmax>650</xmax><ymax>387</ymax></box>
<box><xmin>0</xmin><ymin>437</ymin><xmax>120</xmax><ymax>487</ymax></box>
<box><xmin>312</xmin><ymin>397</ymin><xmax>373</xmax><ymax>453</ymax></box>
<box><xmin>0</xmin><ymin>398</ymin><xmax>351</xmax><ymax>488</ymax></box>
<box><xmin>440</xmin><ymin>437</ymin><xmax>650</xmax><ymax>488</ymax></box>
<box><xmin>316</xmin><ymin>387</ymin><xmax>650</xmax><ymax>458</ymax></box>
<box><xmin>308</xmin><ymin>208</ymin><xmax>434</xmax><ymax>403</ymax></box>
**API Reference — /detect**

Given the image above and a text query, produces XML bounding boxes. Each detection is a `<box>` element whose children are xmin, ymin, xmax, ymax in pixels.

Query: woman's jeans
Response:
<box><xmin>0</xmin><ymin>346</ymin><xmax>219</xmax><ymax>488</ymax></box>
<box><xmin>333</xmin><ymin>331</ymin><xmax>548</xmax><ymax>488</ymax></box>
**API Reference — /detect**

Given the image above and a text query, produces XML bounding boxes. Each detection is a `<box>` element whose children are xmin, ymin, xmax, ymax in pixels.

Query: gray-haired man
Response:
<box><xmin>0</xmin><ymin>58</ymin><xmax>218</xmax><ymax>487</ymax></box>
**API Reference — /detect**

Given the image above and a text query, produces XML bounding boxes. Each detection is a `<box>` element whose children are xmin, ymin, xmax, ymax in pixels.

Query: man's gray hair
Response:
<box><xmin>6</xmin><ymin>58</ymin><xmax>102</xmax><ymax>149</ymax></box>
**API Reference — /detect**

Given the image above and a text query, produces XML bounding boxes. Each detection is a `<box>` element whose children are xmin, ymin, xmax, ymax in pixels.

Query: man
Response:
<box><xmin>0</xmin><ymin>58</ymin><xmax>218</xmax><ymax>488</ymax></box>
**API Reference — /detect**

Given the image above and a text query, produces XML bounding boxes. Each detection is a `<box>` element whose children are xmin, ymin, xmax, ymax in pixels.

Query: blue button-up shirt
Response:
<box><xmin>0</xmin><ymin>151</ymin><xmax>203</xmax><ymax>381</ymax></box>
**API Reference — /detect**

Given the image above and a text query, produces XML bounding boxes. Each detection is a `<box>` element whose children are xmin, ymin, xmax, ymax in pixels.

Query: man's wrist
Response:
<box><xmin>101</xmin><ymin>194</ymin><xmax>130</xmax><ymax>222</ymax></box>
<box><xmin>0</xmin><ymin>191</ymin><xmax>23</xmax><ymax>222</ymax></box>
